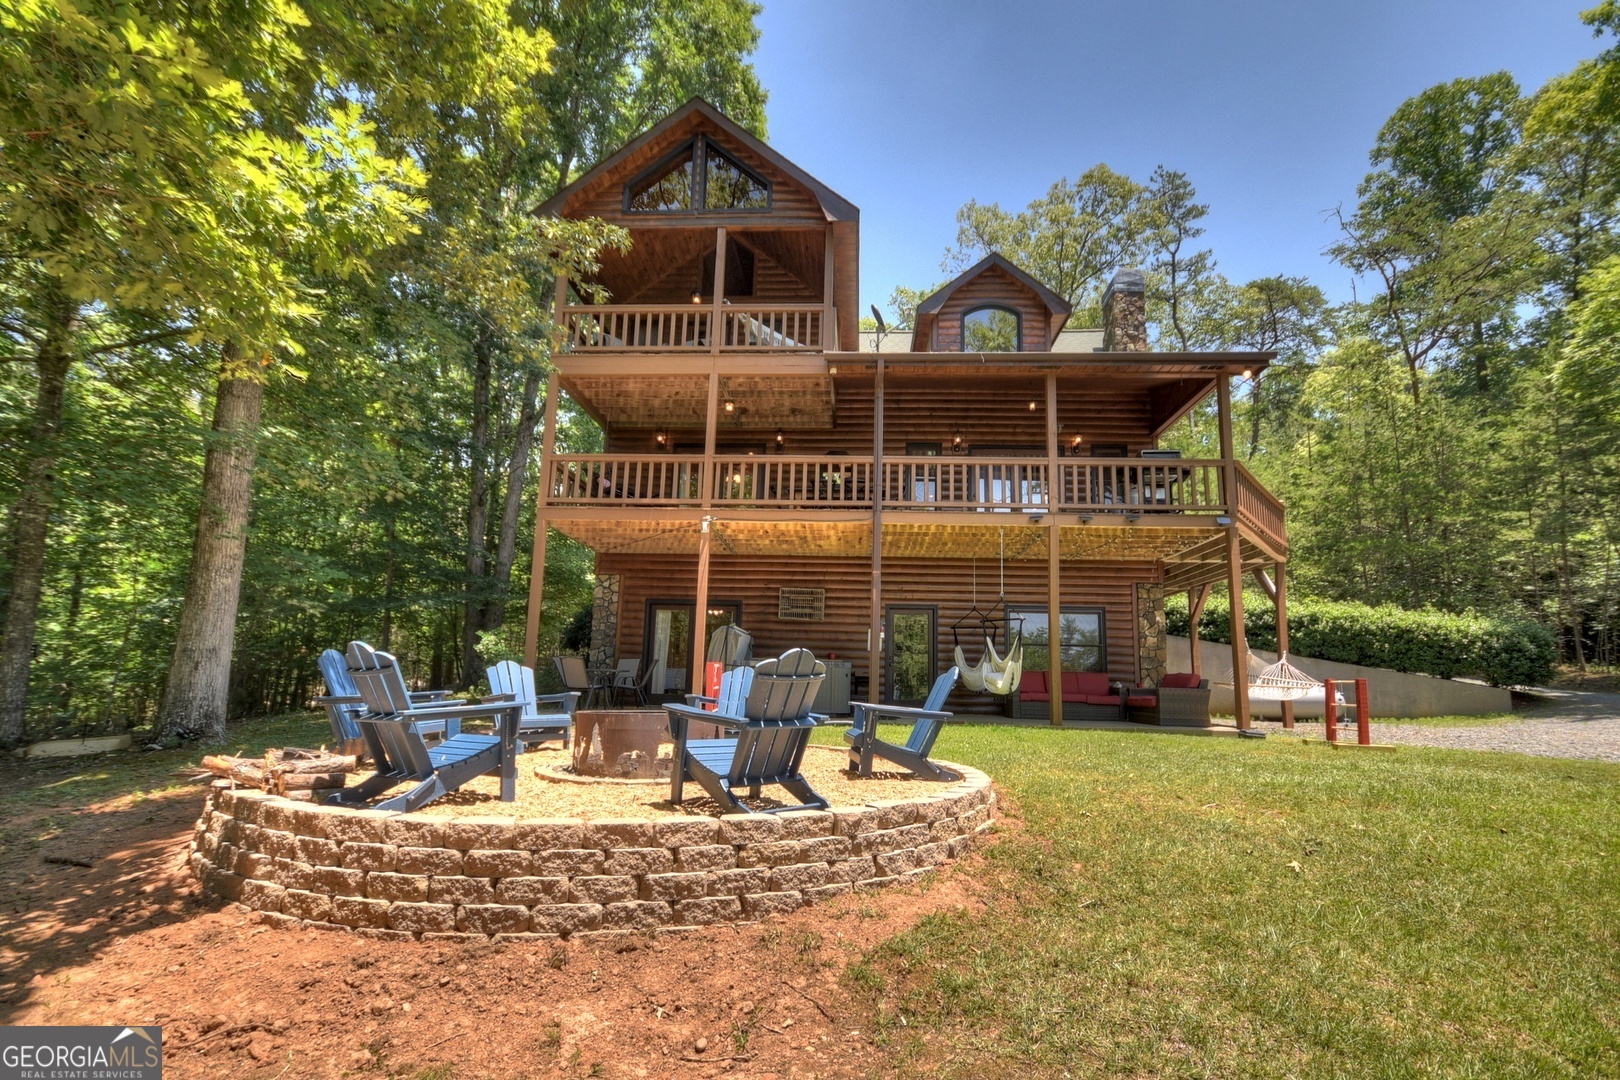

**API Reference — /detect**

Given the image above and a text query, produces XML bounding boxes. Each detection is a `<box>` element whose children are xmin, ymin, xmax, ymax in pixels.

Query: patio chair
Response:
<box><xmin>554</xmin><ymin>655</ymin><xmax>596</xmax><ymax>708</ymax></box>
<box><xmin>485</xmin><ymin>660</ymin><xmax>579</xmax><ymax>748</ymax></box>
<box><xmin>328</xmin><ymin>641</ymin><xmax>523</xmax><ymax>812</ymax></box>
<box><xmin>1127</xmin><ymin>673</ymin><xmax>1212</xmax><ymax>727</ymax></box>
<box><xmin>845</xmin><ymin>666</ymin><xmax>961</xmax><ymax>781</ymax></box>
<box><xmin>315</xmin><ymin>647</ymin><xmax>458</xmax><ymax>755</ymax></box>
<box><xmin>661</xmin><ymin>648</ymin><xmax>828</xmax><ymax>814</ymax></box>
<box><xmin>610</xmin><ymin>658</ymin><xmax>642</xmax><ymax>706</ymax></box>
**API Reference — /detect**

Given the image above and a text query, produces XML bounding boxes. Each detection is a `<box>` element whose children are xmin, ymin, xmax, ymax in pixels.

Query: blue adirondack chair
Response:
<box><xmin>661</xmin><ymin>648</ymin><xmax>829</xmax><ymax>814</ymax></box>
<box><xmin>314</xmin><ymin>647</ymin><xmax>459</xmax><ymax>753</ymax></box>
<box><xmin>845</xmin><ymin>666</ymin><xmax>961</xmax><ymax>781</ymax></box>
<box><xmin>485</xmin><ymin>660</ymin><xmax>577</xmax><ymax>748</ymax></box>
<box><xmin>327</xmin><ymin>642</ymin><xmax>523</xmax><ymax>813</ymax></box>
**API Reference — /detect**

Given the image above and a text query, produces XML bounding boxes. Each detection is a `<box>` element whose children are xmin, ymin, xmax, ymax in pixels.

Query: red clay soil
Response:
<box><xmin>0</xmin><ymin>782</ymin><xmax>1002</xmax><ymax>1079</ymax></box>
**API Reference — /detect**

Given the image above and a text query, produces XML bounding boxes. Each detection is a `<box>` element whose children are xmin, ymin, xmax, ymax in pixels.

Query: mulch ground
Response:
<box><xmin>0</xmin><ymin>776</ymin><xmax>1005</xmax><ymax>1079</ymax></box>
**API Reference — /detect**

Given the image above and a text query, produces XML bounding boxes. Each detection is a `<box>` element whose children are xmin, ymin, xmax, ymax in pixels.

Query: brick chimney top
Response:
<box><xmin>1101</xmin><ymin>269</ymin><xmax>1148</xmax><ymax>352</ymax></box>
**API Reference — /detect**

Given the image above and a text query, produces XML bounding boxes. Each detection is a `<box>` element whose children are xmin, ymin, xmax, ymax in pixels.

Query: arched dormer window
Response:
<box><xmin>624</xmin><ymin>138</ymin><xmax>771</xmax><ymax>213</ymax></box>
<box><xmin>962</xmin><ymin>304</ymin><xmax>1021</xmax><ymax>351</ymax></box>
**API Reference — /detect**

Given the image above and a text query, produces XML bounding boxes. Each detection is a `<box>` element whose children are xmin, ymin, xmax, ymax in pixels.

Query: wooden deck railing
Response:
<box><xmin>549</xmin><ymin>455</ymin><xmax>701</xmax><ymax>506</ymax></box>
<box><xmin>712</xmin><ymin>456</ymin><xmax>872</xmax><ymax>508</ymax></box>
<box><xmin>1056</xmin><ymin>460</ymin><xmax>1226</xmax><ymax>513</ymax></box>
<box><xmin>882</xmin><ymin>457</ymin><xmax>1051</xmax><ymax>511</ymax></box>
<box><xmin>1232</xmin><ymin>460</ymin><xmax>1288</xmax><ymax>551</ymax></box>
<box><xmin>545</xmin><ymin>454</ymin><xmax>1280</xmax><ymax>544</ymax></box>
<box><xmin>562</xmin><ymin>304</ymin><xmax>827</xmax><ymax>352</ymax></box>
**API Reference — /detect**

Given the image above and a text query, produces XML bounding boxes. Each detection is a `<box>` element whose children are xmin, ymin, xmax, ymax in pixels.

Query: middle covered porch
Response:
<box><xmin>550</xmin><ymin>516</ymin><xmax>1273</xmax><ymax>721</ymax></box>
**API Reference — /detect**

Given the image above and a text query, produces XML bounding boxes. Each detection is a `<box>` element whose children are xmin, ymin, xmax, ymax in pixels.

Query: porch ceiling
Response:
<box><xmin>561</xmin><ymin>373</ymin><xmax>835</xmax><ymax>430</ymax></box>
<box><xmin>549</xmin><ymin>514</ymin><xmax>1278</xmax><ymax>571</ymax></box>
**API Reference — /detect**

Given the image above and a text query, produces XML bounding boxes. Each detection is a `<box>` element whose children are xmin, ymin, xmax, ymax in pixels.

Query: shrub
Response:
<box><xmin>1165</xmin><ymin>593</ymin><xmax>1556</xmax><ymax>688</ymax></box>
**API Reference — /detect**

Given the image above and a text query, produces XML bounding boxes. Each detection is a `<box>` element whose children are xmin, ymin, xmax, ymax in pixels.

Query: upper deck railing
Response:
<box><xmin>562</xmin><ymin>303</ymin><xmax>830</xmax><ymax>352</ymax></box>
<box><xmin>547</xmin><ymin>453</ymin><xmax>1262</xmax><ymax>526</ymax></box>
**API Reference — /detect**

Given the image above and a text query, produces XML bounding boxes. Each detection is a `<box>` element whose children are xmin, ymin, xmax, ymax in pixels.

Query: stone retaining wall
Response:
<box><xmin>189</xmin><ymin>764</ymin><xmax>995</xmax><ymax>941</ymax></box>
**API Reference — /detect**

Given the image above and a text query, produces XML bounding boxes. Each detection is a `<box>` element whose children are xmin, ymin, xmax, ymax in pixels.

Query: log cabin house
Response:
<box><xmin>521</xmin><ymin>98</ymin><xmax>1290</xmax><ymax>728</ymax></box>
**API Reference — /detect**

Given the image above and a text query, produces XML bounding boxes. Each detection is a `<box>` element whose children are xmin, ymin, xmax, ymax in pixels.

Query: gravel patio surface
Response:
<box><xmin>1255</xmin><ymin>688</ymin><xmax>1620</xmax><ymax>763</ymax></box>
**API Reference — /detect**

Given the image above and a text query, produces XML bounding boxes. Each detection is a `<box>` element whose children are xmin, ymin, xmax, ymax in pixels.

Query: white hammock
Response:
<box><xmin>1219</xmin><ymin>653</ymin><xmax>1322</xmax><ymax>701</ymax></box>
<box><xmin>955</xmin><ymin>640</ymin><xmax>990</xmax><ymax>692</ymax></box>
<box><xmin>982</xmin><ymin>636</ymin><xmax>1024</xmax><ymax>696</ymax></box>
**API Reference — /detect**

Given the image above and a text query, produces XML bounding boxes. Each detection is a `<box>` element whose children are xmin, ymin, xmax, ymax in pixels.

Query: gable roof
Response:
<box><xmin>914</xmin><ymin>253</ymin><xmax>1073</xmax><ymax>318</ymax></box>
<box><xmin>536</xmin><ymin>98</ymin><xmax>858</xmax><ymax>222</ymax></box>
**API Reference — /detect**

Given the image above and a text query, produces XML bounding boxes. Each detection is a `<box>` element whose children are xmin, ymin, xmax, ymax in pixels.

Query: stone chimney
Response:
<box><xmin>1101</xmin><ymin>269</ymin><xmax>1148</xmax><ymax>352</ymax></box>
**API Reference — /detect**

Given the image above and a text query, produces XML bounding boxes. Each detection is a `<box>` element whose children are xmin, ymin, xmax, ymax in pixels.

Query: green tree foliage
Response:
<box><xmin>946</xmin><ymin>165</ymin><xmax>1153</xmax><ymax>324</ymax></box>
<box><xmin>0</xmin><ymin>0</ymin><xmax>767</xmax><ymax>743</ymax></box>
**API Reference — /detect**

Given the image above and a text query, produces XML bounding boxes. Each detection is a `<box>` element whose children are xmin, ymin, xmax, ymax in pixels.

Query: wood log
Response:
<box><xmin>275</xmin><ymin>772</ymin><xmax>347</xmax><ymax>793</ymax></box>
<box><xmin>268</xmin><ymin>755</ymin><xmax>356</xmax><ymax>775</ymax></box>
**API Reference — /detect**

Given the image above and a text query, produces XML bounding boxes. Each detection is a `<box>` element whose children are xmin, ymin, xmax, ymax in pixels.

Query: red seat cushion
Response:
<box><xmin>1061</xmin><ymin>672</ymin><xmax>1113</xmax><ymax>700</ymax></box>
<box><xmin>1160</xmin><ymin>673</ymin><xmax>1203</xmax><ymax>689</ymax></box>
<box><xmin>1020</xmin><ymin>671</ymin><xmax>1050</xmax><ymax>701</ymax></box>
<box><xmin>1125</xmin><ymin>695</ymin><xmax>1156</xmax><ymax>707</ymax></box>
<box><xmin>1082</xmin><ymin>693</ymin><xmax>1120</xmax><ymax>706</ymax></box>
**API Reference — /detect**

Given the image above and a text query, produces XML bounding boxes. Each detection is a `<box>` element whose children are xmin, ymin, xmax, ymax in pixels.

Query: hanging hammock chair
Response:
<box><xmin>1219</xmin><ymin>653</ymin><xmax>1321</xmax><ymax>701</ymax></box>
<box><xmin>981</xmin><ymin>634</ymin><xmax>1023</xmax><ymax>696</ymax></box>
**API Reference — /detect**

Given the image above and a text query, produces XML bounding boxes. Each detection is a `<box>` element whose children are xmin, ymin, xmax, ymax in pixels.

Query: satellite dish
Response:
<box><xmin>870</xmin><ymin>304</ymin><xmax>888</xmax><ymax>334</ymax></box>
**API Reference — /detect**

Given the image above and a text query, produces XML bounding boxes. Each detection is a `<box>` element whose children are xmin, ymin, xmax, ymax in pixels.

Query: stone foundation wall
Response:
<box><xmin>190</xmin><ymin>767</ymin><xmax>995</xmax><ymax>941</ymax></box>
<box><xmin>1137</xmin><ymin>582</ymin><xmax>1167</xmax><ymax>686</ymax></box>
<box><xmin>588</xmin><ymin>574</ymin><xmax>620</xmax><ymax>671</ymax></box>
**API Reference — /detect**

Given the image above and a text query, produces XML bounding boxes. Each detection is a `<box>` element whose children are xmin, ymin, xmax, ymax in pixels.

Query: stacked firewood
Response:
<box><xmin>200</xmin><ymin>747</ymin><xmax>358</xmax><ymax>801</ymax></box>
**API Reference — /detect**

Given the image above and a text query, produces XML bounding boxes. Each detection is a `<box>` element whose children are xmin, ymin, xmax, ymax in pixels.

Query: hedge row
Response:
<box><xmin>1164</xmin><ymin>593</ymin><xmax>1556</xmax><ymax>688</ymax></box>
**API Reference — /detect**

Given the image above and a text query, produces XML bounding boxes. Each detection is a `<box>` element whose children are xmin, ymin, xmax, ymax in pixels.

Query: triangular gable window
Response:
<box><xmin>624</xmin><ymin>138</ymin><xmax>771</xmax><ymax>214</ymax></box>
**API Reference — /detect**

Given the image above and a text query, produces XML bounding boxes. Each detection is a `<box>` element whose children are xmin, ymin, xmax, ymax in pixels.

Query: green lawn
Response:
<box><xmin>6</xmin><ymin>716</ymin><xmax>1615</xmax><ymax>1077</ymax></box>
<box><xmin>816</xmin><ymin>723</ymin><xmax>1620</xmax><ymax>1078</ymax></box>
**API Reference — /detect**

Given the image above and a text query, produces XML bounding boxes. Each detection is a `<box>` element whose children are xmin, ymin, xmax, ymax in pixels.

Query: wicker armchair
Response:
<box><xmin>1128</xmin><ymin>673</ymin><xmax>1211</xmax><ymax>727</ymax></box>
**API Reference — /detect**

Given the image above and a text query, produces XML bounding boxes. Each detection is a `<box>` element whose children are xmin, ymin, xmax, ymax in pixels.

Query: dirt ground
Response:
<box><xmin>0</xmin><ymin>778</ymin><xmax>1002</xmax><ymax>1079</ymax></box>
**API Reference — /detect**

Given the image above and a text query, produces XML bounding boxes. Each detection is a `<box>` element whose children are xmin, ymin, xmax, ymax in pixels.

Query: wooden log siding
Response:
<box><xmin>929</xmin><ymin>266</ymin><xmax>1055</xmax><ymax>352</ymax></box>
<box><xmin>602</xmin><ymin>379</ymin><xmax>1162</xmax><ymax>457</ymax></box>
<box><xmin>596</xmin><ymin>552</ymin><xmax>1155</xmax><ymax>714</ymax></box>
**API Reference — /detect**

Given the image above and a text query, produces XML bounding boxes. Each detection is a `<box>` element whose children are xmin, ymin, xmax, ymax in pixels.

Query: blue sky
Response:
<box><xmin>753</xmin><ymin>0</ymin><xmax>1600</xmax><ymax>315</ymax></box>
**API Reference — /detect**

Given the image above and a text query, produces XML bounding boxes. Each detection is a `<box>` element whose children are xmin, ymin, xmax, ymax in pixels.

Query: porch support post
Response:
<box><xmin>1188</xmin><ymin>583</ymin><xmax>1211</xmax><ymax>677</ymax></box>
<box><xmin>710</xmin><ymin>227</ymin><xmax>727</xmax><ymax>355</ymax></box>
<box><xmin>1274</xmin><ymin>561</ymin><xmax>1293</xmax><ymax>729</ymax></box>
<box><xmin>1217</xmin><ymin>375</ymin><xmax>1251</xmax><ymax>729</ymax></box>
<box><xmin>1046</xmin><ymin>374</ymin><xmax>1062</xmax><ymax>727</ymax></box>
<box><xmin>692</xmin><ymin>367</ymin><xmax>720</xmax><ymax>689</ymax></box>
<box><xmin>869</xmin><ymin>354</ymin><xmax>885</xmax><ymax>705</ymax></box>
<box><xmin>823</xmin><ymin>227</ymin><xmax>836</xmax><ymax>350</ymax></box>
<box><xmin>692</xmin><ymin>516</ymin><xmax>713</xmax><ymax>695</ymax></box>
<box><xmin>523</xmin><ymin>284</ymin><xmax>565</xmax><ymax>668</ymax></box>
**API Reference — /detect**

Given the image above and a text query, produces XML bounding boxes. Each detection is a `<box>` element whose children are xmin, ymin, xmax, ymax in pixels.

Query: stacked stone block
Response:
<box><xmin>190</xmin><ymin>763</ymin><xmax>995</xmax><ymax>940</ymax></box>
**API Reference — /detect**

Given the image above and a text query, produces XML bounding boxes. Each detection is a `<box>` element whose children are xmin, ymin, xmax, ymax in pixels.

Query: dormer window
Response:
<box><xmin>625</xmin><ymin>138</ymin><xmax>770</xmax><ymax>213</ymax></box>
<box><xmin>962</xmin><ymin>305</ymin><xmax>1021</xmax><ymax>351</ymax></box>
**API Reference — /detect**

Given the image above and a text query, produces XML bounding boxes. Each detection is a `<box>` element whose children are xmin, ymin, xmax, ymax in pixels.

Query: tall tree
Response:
<box><xmin>1330</xmin><ymin>74</ymin><xmax>1538</xmax><ymax>404</ymax></box>
<box><xmin>946</xmin><ymin>165</ymin><xmax>1153</xmax><ymax>322</ymax></box>
<box><xmin>1143</xmin><ymin>166</ymin><xmax>1219</xmax><ymax>351</ymax></box>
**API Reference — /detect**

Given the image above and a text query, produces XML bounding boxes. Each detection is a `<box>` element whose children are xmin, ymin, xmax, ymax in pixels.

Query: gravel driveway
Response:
<box><xmin>1256</xmin><ymin>688</ymin><xmax>1620</xmax><ymax>764</ymax></box>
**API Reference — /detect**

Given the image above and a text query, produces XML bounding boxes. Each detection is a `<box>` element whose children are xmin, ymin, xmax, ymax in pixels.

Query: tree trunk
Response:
<box><xmin>155</xmin><ymin>345</ymin><xmax>264</xmax><ymax>743</ymax></box>
<box><xmin>381</xmin><ymin>517</ymin><xmax>396</xmax><ymax>652</ymax></box>
<box><xmin>460</xmin><ymin>336</ymin><xmax>493</xmax><ymax>684</ymax></box>
<box><xmin>481</xmin><ymin>366</ymin><xmax>544</xmax><ymax>633</ymax></box>
<box><xmin>0</xmin><ymin>282</ymin><xmax>77</xmax><ymax>746</ymax></box>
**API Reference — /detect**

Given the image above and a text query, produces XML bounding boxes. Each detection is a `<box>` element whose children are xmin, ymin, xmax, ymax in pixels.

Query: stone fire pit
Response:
<box><xmin>571</xmin><ymin>710</ymin><xmax>670</xmax><ymax>779</ymax></box>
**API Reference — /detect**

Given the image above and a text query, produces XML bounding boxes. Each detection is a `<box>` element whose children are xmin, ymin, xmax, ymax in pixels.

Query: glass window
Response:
<box><xmin>1008</xmin><ymin>607</ymin><xmax>1105</xmax><ymax>673</ymax></box>
<box><xmin>625</xmin><ymin>139</ymin><xmax>770</xmax><ymax>213</ymax></box>
<box><xmin>626</xmin><ymin>145</ymin><xmax>694</xmax><ymax>211</ymax></box>
<box><xmin>704</xmin><ymin>142</ymin><xmax>770</xmax><ymax>210</ymax></box>
<box><xmin>962</xmin><ymin>305</ymin><xmax>1021</xmax><ymax>351</ymax></box>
